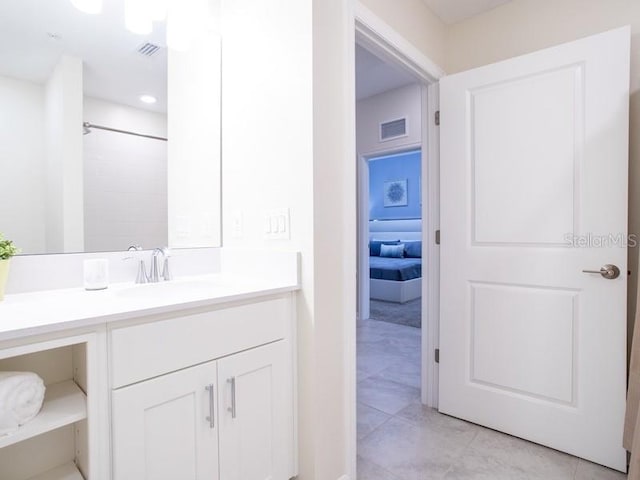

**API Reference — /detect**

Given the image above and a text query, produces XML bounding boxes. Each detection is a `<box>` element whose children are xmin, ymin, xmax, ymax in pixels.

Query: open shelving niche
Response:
<box><xmin>0</xmin><ymin>335</ymin><xmax>94</xmax><ymax>480</ymax></box>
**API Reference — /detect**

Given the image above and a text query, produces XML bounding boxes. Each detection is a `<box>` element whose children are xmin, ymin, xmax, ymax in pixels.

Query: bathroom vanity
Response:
<box><xmin>0</xmin><ymin>270</ymin><xmax>299</xmax><ymax>480</ymax></box>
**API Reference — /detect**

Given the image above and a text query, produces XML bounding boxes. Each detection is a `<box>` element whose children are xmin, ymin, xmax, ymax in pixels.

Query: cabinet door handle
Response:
<box><xmin>227</xmin><ymin>377</ymin><xmax>237</xmax><ymax>418</ymax></box>
<box><xmin>205</xmin><ymin>384</ymin><xmax>215</xmax><ymax>428</ymax></box>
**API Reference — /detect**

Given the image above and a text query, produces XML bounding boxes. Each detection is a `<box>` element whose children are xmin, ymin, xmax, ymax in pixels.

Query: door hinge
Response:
<box><xmin>435</xmin><ymin>110</ymin><xmax>440</xmax><ymax>126</ymax></box>
<box><xmin>435</xmin><ymin>348</ymin><xmax>440</xmax><ymax>364</ymax></box>
<box><xmin>435</xmin><ymin>229</ymin><xmax>440</xmax><ymax>245</ymax></box>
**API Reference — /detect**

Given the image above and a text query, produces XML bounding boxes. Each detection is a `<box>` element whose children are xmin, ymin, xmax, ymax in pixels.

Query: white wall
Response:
<box><xmin>445</xmin><ymin>0</ymin><xmax>640</xmax><ymax>358</ymax></box>
<box><xmin>446</xmin><ymin>0</ymin><xmax>640</xmax><ymax>75</ymax></box>
<box><xmin>0</xmin><ymin>75</ymin><xmax>46</xmax><ymax>254</ymax></box>
<box><xmin>83</xmin><ymin>97</ymin><xmax>168</xmax><ymax>252</ymax></box>
<box><xmin>44</xmin><ymin>55</ymin><xmax>84</xmax><ymax>253</ymax></box>
<box><xmin>359</xmin><ymin>0</ymin><xmax>447</xmax><ymax>69</ymax></box>
<box><xmin>312</xmin><ymin>0</ymin><xmax>357</xmax><ymax>476</ymax></box>
<box><xmin>356</xmin><ymin>83</ymin><xmax>422</xmax><ymax>155</ymax></box>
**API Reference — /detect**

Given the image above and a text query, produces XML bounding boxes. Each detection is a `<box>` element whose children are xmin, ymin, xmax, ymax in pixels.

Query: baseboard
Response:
<box><xmin>337</xmin><ymin>475</ymin><xmax>351</xmax><ymax>480</ymax></box>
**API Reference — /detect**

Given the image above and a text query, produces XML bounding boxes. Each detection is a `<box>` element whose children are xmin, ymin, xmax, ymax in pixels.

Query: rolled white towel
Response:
<box><xmin>0</xmin><ymin>372</ymin><xmax>46</xmax><ymax>436</ymax></box>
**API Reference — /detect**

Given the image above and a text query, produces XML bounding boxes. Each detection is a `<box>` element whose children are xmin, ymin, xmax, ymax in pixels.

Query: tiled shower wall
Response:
<box><xmin>83</xmin><ymin>98</ymin><xmax>168</xmax><ymax>252</ymax></box>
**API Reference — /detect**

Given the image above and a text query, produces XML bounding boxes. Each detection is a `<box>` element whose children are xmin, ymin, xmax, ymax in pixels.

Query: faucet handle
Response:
<box><xmin>162</xmin><ymin>257</ymin><xmax>173</xmax><ymax>282</ymax></box>
<box><xmin>123</xmin><ymin>255</ymin><xmax>149</xmax><ymax>284</ymax></box>
<box><xmin>136</xmin><ymin>260</ymin><xmax>149</xmax><ymax>284</ymax></box>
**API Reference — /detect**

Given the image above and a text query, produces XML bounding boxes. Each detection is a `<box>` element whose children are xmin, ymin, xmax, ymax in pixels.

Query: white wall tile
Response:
<box><xmin>83</xmin><ymin>97</ymin><xmax>168</xmax><ymax>252</ymax></box>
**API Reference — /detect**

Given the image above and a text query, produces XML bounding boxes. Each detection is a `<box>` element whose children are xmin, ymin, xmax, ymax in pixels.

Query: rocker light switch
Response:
<box><xmin>264</xmin><ymin>208</ymin><xmax>290</xmax><ymax>239</ymax></box>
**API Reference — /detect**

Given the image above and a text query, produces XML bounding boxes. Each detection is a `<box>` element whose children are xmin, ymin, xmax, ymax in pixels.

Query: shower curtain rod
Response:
<box><xmin>83</xmin><ymin>122</ymin><xmax>168</xmax><ymax>142</ymax></box>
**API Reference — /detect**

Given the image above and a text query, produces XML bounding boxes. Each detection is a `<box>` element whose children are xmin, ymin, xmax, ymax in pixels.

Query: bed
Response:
<box><xmin>368</xmin><ymin>225</ymin><xmax>423</xmax><ymax>303</ymax></box>
<box><xmin>369</xmin><ymin>256</ymin><xmax>422</xmax><ymax>282</ymax></box>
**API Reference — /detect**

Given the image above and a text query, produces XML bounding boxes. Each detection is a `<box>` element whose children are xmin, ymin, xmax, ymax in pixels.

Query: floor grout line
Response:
<box><xmin>357</xmin><ymin>454</ymin><xmax>403</xmax><ymax>480</ymax></box>
<box><xmin>358</xmin><ymin>401</ymin><xmax>395</xmax><ymax>417</ymax></box>
<box><xmin>361</xmin><ymin>373</ymin><xmax>422</xmax><ymax>392</ymax></box>
<box><xmin>357</xmin><ymin>415</ymin><xmax>394</xmax><ymax>443</ymax></box>
<box><xmin>572</xmin><ymin>459</ymin><xmax>580</xmax><ymax>480</ymax></box>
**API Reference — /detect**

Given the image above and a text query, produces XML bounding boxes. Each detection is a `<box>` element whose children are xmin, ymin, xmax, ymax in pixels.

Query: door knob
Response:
<box><xmin>582</xmin><ymin>264</ymin><xmax>620</xmax><ymax>279</ymax></box>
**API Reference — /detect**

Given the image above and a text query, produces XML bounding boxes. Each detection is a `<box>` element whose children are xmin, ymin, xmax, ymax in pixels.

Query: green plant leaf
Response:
<box><xmin>0</xmin><ymin>232</ymin><xmax>20</xmax><ymax>260</ymax></box>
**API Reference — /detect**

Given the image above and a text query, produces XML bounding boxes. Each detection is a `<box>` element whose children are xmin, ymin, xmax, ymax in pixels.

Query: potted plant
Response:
<box><xmin>0</xmin><ymin>233</ymin><xmax>19</xmax><ymax>301</ymax></box>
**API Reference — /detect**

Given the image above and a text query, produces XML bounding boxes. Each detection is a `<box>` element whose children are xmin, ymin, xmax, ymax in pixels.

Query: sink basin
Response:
<box><xmin>114</xmin><ymin>279</ymin><xmax>225</xmax><ymax>300</ymax></box>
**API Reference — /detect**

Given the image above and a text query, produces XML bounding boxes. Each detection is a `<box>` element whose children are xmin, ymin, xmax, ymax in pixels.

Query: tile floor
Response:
<box><xmin>356</xmin><ymin>317</ymin><xmax>628</xmax><ymax>480</ymax></box>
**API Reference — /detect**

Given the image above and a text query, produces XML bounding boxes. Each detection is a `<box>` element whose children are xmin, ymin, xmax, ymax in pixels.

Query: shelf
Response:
<box><xmin>27</xmin><ymin>462</ymin><xmax>83</xmax><ymax>480</ymax></box>
<box><xmin>0</xmin><ymin>380</ymin><xmax>87</xmax><ymax>449</ymax></box>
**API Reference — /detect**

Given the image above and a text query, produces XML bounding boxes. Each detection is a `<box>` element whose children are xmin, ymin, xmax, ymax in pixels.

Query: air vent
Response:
<box><xmin>136</xmin><ymin>42</ymin><xmax>161</xmax><ymax>57</ymax></box>
<box><xmin>380</xmin><ymin>118</ymin><xmax>407</xmax><ymax>141</ymax></box>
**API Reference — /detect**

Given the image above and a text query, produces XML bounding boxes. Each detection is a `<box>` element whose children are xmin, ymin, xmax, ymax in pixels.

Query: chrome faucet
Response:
<box><xmin>123</xmin><ymin>246</ymin><xmax>149</xmax><ymax>284</ymax></box>
<box><xmin>150</xmin><ymin>247</ymin><xmax>172</xmax><ymax>283</ymax></box>
<box><xmin>123</xmin><ymin>246</ymin><xmax>172</xmax><ymax>284</ymax></box>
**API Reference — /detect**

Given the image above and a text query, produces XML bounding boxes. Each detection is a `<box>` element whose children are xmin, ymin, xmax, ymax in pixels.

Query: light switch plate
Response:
<box><xmin>264</xmin><ymin>208</ymin><xmax>290</xmax><ymax>240</ymax></box>
<box><xmin>231</xmin><ymin>210</ymin><xmax>243</xmax><ymax>238</ymax></box>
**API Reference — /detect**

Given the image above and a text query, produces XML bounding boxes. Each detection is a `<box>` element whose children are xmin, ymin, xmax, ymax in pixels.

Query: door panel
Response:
<box><xmin>471</xmin><ymin>66</ymin><xmax>579</xmax><ymax>246</ymax></box>
<box><xmin>470</xmin><ymin>282</ymin><xmax>577</xmax><ymax>404</ymax></box>
<box><xmin>112</xmin><ymin>361</ymin><xmax>219</xmax><ymax>480</ymax></box>
<box><xmin>440</xmin><ymin>27</ymin><xmax>630</xmax><ymax>471</ymax></box>
<box><xmin>217</xmin><ymin>341</ymin><xmax>291</xmax><ymax>480</ymax></box>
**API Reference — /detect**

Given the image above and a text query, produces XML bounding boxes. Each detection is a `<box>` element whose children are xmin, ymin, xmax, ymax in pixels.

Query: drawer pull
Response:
<box><xmin>227</xmin><ymin>377</ymin><xmax>237</xmax><ymax>418</ymax></box>
<box><xmin>205</xmin><ymin>384</ymin><xmax>215</xmax><ymax>428</ymax></box>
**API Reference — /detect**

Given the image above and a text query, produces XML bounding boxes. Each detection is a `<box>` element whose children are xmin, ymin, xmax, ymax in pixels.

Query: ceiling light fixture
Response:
<box><xmin>70</xmin><ymin>0</ymin><xmax>102</xmax><ymax>14</ymax></box>
<box><xmin>125</xmin><ymin>0</ymin><xmax>153</xmax><ymax>35</ymax></box>
<box><xmin>139</xmin><ymin>94</ymin><xmax>157</xmax><ymax>104</ymax></box>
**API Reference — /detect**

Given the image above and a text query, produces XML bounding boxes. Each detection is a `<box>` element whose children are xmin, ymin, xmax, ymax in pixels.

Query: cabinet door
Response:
<box><xmin>112</xmin><ymin>361</ymin><xmax>219</xmax><ymax>480</ymax></box>
<box><xmin>218</xmin><ymin>341</ymin><xmax>293</xmax><ymax>480</ymax></box>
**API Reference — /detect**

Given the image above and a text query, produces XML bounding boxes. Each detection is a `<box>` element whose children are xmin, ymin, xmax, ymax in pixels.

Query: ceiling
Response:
<box><xmin>355</xmin><ymin>45</ymin><xmax>417</xmax><ymax>101</ymax></box>
<box><xmin>421</xmin><ymin>0</ymin><xmax>513</xmax><ymax>24</ymax></box>
<box><xmin>0</xmin><ymin>0</ymin><xmax>514</xmax><ymax>113</ymax></box>
<box><xmin>0</xmin><ymin>0</ymin><xmax>167</xmax><ymax>113</ymax></box>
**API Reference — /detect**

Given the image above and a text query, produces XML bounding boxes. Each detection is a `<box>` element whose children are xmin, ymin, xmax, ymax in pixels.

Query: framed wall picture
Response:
<box><xmin>383</xmin><ymin>179</ymin><xmax>408</xmax><ymax>207</ymax></box>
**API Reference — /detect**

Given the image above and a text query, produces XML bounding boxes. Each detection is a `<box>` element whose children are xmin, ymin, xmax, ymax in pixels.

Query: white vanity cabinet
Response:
<box><xmin>0</xmin><ymin>269</ymin><xmax>299</xmax><ymax>480</ymax></box>
<box><xmin>109</xmin><ymin>295</ymin><xmax>296</xmax><ymax>480</ymax></box>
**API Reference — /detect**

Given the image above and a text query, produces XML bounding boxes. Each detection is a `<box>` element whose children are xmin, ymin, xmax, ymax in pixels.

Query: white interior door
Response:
<box><xmin>439</xmin><ymin>27</ymin><xmax>630</xmax><ymax>471</ymax></box>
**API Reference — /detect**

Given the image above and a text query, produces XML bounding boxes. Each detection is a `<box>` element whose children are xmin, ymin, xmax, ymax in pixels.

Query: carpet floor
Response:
<box><xmin>369</xmin><ymin>298</ymin><xmax>422</xmax><ymax>329</ymax></box>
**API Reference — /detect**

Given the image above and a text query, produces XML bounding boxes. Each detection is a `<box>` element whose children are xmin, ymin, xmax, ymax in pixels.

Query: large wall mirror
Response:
<box><xmin>0</xmin><ymin>0</ymin><xmax>221</xmax><ymax>255</ymax></box>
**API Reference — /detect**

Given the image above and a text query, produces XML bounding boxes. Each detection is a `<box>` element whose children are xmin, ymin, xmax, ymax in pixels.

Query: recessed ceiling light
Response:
<box><xmin>70</xmin><ymin>0</ymin><xmax>102</xmax><ymax>15</ymax></box>
<box><xmin>139</xmin><ymin>95</ymin><xmax>157</xmax><ymax>104</ymax></box>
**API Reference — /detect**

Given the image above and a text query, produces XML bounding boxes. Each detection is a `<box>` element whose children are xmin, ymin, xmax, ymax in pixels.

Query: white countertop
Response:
<box><xmin>0</xmin><ymin>274</ymin><xmax>299</xmax><ymax>342</ymax></box>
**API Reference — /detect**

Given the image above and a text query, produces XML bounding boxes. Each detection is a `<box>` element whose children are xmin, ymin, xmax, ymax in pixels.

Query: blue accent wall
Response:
<box><xmin>369</xmin><ymin>150</ymin><xmax>421</xmax><ymax>220</ymax></box>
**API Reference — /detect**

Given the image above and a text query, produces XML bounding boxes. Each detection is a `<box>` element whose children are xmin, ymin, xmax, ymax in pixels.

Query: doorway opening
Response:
<box><xmin>349</xmin><ymin>8</ymin><xmax>443</xmax><ymax>479</ymax></box>
<box><xmin>367</xmin><ymin>149</ymin><xmax>422</xmax><ymax>325</ymax></box>
<box><xmin>354</xmin><ymin>38</ymin><xmax>434</xmax><ymax>476</ymax></box>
